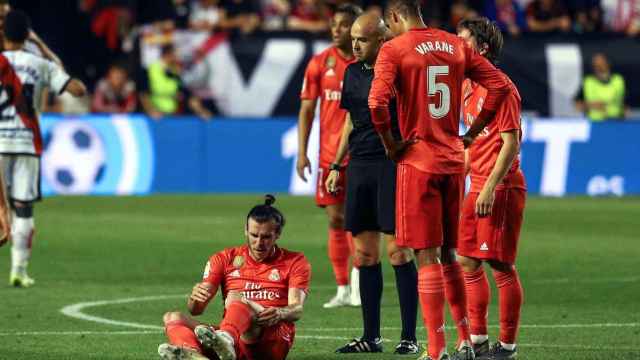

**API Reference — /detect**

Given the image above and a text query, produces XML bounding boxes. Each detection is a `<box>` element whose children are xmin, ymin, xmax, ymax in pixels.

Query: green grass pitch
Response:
<box><xmin>0</xmin><ymin>195</ymin><xmax>639</xmax><ymax>359</ymax></box>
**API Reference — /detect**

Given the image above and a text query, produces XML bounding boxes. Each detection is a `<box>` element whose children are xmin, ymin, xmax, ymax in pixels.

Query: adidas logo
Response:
<box><xmin>480</xmin><ymin>242</ymin><xmax>489</xmax><ymax>251</ymax></box>
<box><xmin>230</xmin><ymin>269</ymin><xmax>240</xmax><ymax>277</ymax></box>
<box><xmin>325</xmin><ymin>68</ymin><xmax>335</xmax><ymax>76</ymax></box>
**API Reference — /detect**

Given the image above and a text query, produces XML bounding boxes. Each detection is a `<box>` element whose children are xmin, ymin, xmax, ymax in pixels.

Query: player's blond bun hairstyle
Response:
<box><xmin>246</xmin><ymin>194</ymin><xmax>286</xmax><ymax>233</ymax></box>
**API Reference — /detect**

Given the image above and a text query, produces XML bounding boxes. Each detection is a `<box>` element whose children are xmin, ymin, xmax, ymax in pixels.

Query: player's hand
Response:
<box><xmin>296</xmin><ymin>155</ymin><xmax>311</xmax><ymax>182</ymax></box>
<box><xmin>325</xmin><ymin>169</ymin><xmax>341</xmax><ymax>195</ymax></box>
<box><xmin>256</xmin><ymin>307</ymin><xmax>283</xmax><ymax>327</ymax></box>
<box><xmin>189</xmin><ymin>282</ymin><xmax>213</xmax><ymax>303</ymax></box>
<box><xmin>387</xmin><ymin>138</ymin><xmax>417</xmax><ymax>162</ymax></box>
<box><xmin>476</xmin><ymin>188</ymin><xmax>495</xmax><ymax>217</ymax></box>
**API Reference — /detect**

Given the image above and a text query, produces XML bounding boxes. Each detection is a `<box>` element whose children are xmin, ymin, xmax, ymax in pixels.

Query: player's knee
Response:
<box><xmin>415</xmin><ymin>248</ymin><xmax>440</xmax><ymax>266</ymax></box>
<box><xmin>488</xmin><ymin>260</ymin><xmax>513</xmax><ymax>273</ymax></box>
<box><xmin>163</xmin><ymin>311</ymin><xmax>184</xmax><ymax>324</ymax></box>
<box><xmin>458</xmin><ymin>256</ymin><xmax>481</xmax><ymax>272</ymax></box>
<box><xmin>439</xmin><ymin>247</ymin><xmax>457</xmax><ymax>264</ymax></box>
<box><xmin>327</xmin><ymin>213</ymin><xmax>345</xmax><ymax>229</ymax></box>
<box><xmin>387</xmin><ymin>246</ymin><xmax>412</xmax><ymax>266</ymax></box>
<box><xmin>355</xmin><ymin>247</ymin><xmax>379</xmax><ymax>266</ymax></box>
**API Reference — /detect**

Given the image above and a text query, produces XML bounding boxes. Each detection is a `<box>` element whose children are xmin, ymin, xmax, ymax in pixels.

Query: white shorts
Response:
<box><xmin>0</xmin><ymin>154</ymin><xmax>41</xmax><ymax>203</ymax></box>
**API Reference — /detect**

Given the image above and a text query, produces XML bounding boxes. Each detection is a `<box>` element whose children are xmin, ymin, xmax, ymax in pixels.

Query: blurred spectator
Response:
<box><xmin>92</xmin><ymin>62</ymin><xmax>137</xmax><ymax>113</ymax></box>
<box><xmin>601</xmin><ymin>0</ymin><xmax>640</xmax><ymax>36</ymax></box>
<box><xmin>526</xmin><ymin>0</ymin><xmax>571</xmax><ymax>32</ymax></box>
<box><xmin>261</xmin><ymin>0</ymin><xmax>291</xmax><ymax>31</ymax></box>
<box><xmin>568</xmin><ymin>0</ymin><xmax>602</xmax><ymax>32</ymax></box>
<box><xmin>220</xmin><ymin>0</ymin><xmax>261</xmax><ymax>34</ymax></box>
<box><xmin>174</xmin><ymin>0</ymin><xmax>192</xmax><ymax>29</ymax></box>
<box><xmin>287</xmin><ymin>0</ymin><xmax>329</xmax><ymax>33</ymax></box>
<box><xmin>141</xmin><ymin>44</ymin><xmax>212</xmax><ymax>120</ymax></box>
<box><xmin>189</xmin><ymin>0</ymin><xmax>223</xmax><ymax>32</ymax></box>
<box><xmin>575</xmin><ymin>53</ymin><xmax>628</xmax><ymax>121</ymax></box>
<box><xmin>485</xmin><ymin>0</ymin><xmax>528</xmax><ymax>36</ymax></box>
<box><xmin>449</xmin><ymin>1</ymin><xmax>479</xmax><ymax>31</ymax></box>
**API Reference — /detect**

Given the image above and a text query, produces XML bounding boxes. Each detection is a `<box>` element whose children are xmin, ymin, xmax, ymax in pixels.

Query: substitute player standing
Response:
<box><xmin>1</xmin><ymin>10</ymin><xmax>86</xmax><ymax>287</ymax></box>
<box><xmin>158</xmin><ymin>195</ymin><xmax>311</xmax><ymax>360</ymax></box>
<box><xmin>297</xmin><ymin>3</ymin><xmax>362</xmax><ymax>308</ymax></box>
<box><xmin>326</xmin><ymin>13</ymin><xmax>419</xmax><ymax>355</ymax></box>
<box><xmin>457</xmin><ymin>18</ymin><xmax>526</xmax><ymax>360</ymax></box>
<box><xmin>369</xmin><ymin>1</ymin><xmax>513</xmax><ymax>359</ymax></box>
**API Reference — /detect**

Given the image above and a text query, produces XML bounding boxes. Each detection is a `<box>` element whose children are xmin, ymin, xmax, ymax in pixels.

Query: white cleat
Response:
<box><xmin>10</xmin><ymin>273</ymin><xmax>35</xmax><ymax>288</ymax></box>
<box><xmin>157</xmin><ymin>343</ymin><xmax>208</xmax><ymax>360</ymax></box>
<box><xmin>349</xmin><ymin>268</ymin><xmax>361</xmax><ymax>307</ymax></box>
<box><xmin>195</xmin><ymin>325</ymin><xmax>236</xmax><ymax>360</ymax></box>
<box><xmin>323</xmin><ymin>286</ymin><xmax>352</xmax><ymax>309</ymax></box>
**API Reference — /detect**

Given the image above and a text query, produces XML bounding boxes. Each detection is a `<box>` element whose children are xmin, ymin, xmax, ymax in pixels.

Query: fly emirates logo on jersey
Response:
<box><xmin>243</xmin><ymin>281</ymin><xmax>282</xmax><ymax>301</ymax></box>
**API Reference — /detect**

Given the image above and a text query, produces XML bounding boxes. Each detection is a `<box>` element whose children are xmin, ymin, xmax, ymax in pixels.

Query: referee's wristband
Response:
<box><xmin>329</xmin><ymin>163</ymin><xmax>343</xmax><ymax>171</ymax></box>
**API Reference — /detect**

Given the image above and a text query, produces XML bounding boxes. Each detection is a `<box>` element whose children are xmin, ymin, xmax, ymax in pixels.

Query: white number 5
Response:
<box><xmin>427</xmin><ymin>66</ymin><xmax>450</xmax><ymax>119</ymax></box>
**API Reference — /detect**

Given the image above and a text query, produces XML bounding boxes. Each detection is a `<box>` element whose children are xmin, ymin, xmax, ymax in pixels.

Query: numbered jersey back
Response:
<box><xmin>0</xmin><ymin>50</ymin><xmax>70</xmax><ymax>155</ymax></box>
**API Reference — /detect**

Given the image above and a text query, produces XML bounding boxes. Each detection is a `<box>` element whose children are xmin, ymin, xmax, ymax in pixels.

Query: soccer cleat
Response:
<box><xmin>157</xmin><ymin>343</ymin><xmax>208</xmax><ymax>360</ymax></box>
<box><xmin>451</xmin><ymin>344</ymin><xmax>476</xmax><ymax>360</ymax></box>
<box><xmin>393</xmin><ymin>339</ymin><xmax>420</xmax><ymax>354</ymax></box>
<box><xmin>323</xmin><ymin>288</ymin><xmax>351</xmax><ymax>308</ymax></box>
<box><xmin>194</xmin><ymin>325</ymin><xmax>236</xmax><ymax>360</ymax></box>
<box><xmin>486</xmin><ymin>342</ymin><xmax>517</xmax><ymax>359</ymax></box>
<box><xmin>473</xmin><ymin>340</ymin><xmax>490</xmax><ymax>359</ymax></box>
<box><xmin>9</xmin><ymin>273</ymin><xmax>35</xmax><ymax>288</ymax></box>
<box><xmin>335</xmin><ymin>337</ymin><xmax>383</xmax><ymax>353</ymax></box>
<box><xmin>417</xmin><ymin>351</ymin><xmax>450</xmax><ymax>360</ymax></box>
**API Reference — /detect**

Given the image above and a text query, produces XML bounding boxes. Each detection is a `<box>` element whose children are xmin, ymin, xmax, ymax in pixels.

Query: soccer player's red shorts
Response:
<box><xmin>458</xmin><ymin>188</ymin><xmax>526</xmax><ymax>264</ymax></box>
<box><xmin>315</xmin><ymin>166</ymin><xmax>346</xmax><ymax>207</ymax></box>
<box><xmin>205</xmin><ymin>322</ymin><xmax>294</xmax><ymax>360</ymax></box>
<box><xmin>396</xmin><ymin>164</ymin><xmax>464</xmax><ymax>250</ymax></box>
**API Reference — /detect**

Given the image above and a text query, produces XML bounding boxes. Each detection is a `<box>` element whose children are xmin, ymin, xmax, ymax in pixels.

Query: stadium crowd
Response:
<box><xmin>10</xmin><ymin>0</ymin><xmax>636</xmax><ymax>119</ymax></box>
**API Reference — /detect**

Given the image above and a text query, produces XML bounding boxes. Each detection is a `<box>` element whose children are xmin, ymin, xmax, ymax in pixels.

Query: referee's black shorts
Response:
<box><xmin>344</xmin><ymin>158</ymin><xmax>396</xmax><ymax>236</ymax></box>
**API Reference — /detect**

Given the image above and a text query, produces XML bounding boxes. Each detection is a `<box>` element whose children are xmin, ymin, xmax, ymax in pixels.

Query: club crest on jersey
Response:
<box><xmin>269</xmin><ymin>269</ymin><xmax>281</xmax><ymax>281</ymax></box>
<box><xmin>326</xmin><ymin>56</ymin><xmax>336</xmax><ymax>68</ymax></box>
<box><xmin>233</xmin><ymin>255</ymin><xmax>245</xmax><ymax>268</ymax></box>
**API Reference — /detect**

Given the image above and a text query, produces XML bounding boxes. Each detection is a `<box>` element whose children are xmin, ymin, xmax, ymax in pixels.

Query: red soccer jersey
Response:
<box><xmin>202</xmin><ymin>245</ymin><xmax>311</xmax><ymax>308</ymax></box>
<box><xmin>300</xmin><ymin>46</ymin><xmax>355</xmax><ymax>168</ymax></box>
<box><xmin>462</xmin><ymin>78</ymin><xmax>526</xmax><ymax>193</ymax></box>
<box><xmin>369</xmin><ymin>27</ymin><xmax>511</xmax><ymax>174</ymax></box>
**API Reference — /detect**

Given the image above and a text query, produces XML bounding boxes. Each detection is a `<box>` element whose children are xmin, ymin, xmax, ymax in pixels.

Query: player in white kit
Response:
<box><xmin>1</xmin><ymin>10</ymin><xmax>86</xmax><ymax>287</ymax></box>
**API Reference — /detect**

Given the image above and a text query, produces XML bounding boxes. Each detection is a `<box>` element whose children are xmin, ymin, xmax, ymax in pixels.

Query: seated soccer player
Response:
<box><xmin>157</xmin><ymin>195</ymin><xmax>311</xmax><ymax>360</ymax></box>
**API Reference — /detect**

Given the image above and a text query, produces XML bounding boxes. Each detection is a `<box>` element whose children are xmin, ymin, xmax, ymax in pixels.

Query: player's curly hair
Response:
<box><xmin>457</xmin><ymin>17</ymin><xmax>504</xmax><ymax>65</ymax></box>
<box><xmin>4</xmin><ymin>10</ymin><xmax>31</xmax><ymax>44</ymax></box>
<box><xmin>246</xmin><ymin>194</ymin><xmax>286</xmax><ymax>233</ymax></box>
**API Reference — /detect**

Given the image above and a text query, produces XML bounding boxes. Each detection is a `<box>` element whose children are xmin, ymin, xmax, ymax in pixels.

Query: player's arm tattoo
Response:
<box><xmin>278</xmin><ymin>288</ymin><xmax>307</xmax><ymax>322</ymax></box>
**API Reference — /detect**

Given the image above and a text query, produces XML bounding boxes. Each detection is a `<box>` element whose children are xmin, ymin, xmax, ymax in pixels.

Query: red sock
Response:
<box><xmin>220</xmin><ymin>301</ymin><xmax>254</xmax><ymax>344</ymax></box>
<box><xmin>443</xmin><ymin>263</ymin><xmax>471</xmax><ymax>346</ymax></box>
<box><xmin>463</xmin><ymin>266</ymin><xmax>490</xmax><ymax>337</ymax></box>
<box><xmin>493</xmin><ymin>268</ymin><xmax>523</xmax><ymax>344</ymax></box>
<box><xmin>165</xmin><ymin>320</ymin><xmax>202</xmax><ymax>352</ymax></box>
<box><xmin>328</xmin><ymin>229</ymin><xmax>350</xmax><ymax>285</ymax></box>
<box><xmin>418</xmin><ymin>264</ymin><xmax>447</xmax><ymax>359</ymax></box>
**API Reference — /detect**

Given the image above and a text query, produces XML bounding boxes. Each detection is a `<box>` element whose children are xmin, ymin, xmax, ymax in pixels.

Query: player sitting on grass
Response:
<box><xmin>158</xmin><ymin>195</ymin><xmax>311</xmax><ymax>360</ymax></box>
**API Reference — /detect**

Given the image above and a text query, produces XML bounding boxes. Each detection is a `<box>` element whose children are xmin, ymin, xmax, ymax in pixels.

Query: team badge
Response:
<box><xmin>233</xmin><ymin>255</ymin><xmax>245</xmax><ymax>268</ymax></box>
<box><xmin>269</xmin><ymin>269</ymin><xmax>281</xmax><ymax>281</ymax></box>
<box><xmin>326</xmin><ymin>56</ymin><xmax>336</xmax><ymax>68</ymax></box>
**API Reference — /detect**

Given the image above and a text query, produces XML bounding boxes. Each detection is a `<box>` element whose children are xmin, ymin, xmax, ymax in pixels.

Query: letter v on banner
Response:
<box><xmin>202</xmin><ymin>39</ymin><xmax>305</xmax><ymax>116</ymax></box>
<box><xmin>529</xmin><ymin>121</ymin><xmax>590</xmax><ymax>196</ymax></box>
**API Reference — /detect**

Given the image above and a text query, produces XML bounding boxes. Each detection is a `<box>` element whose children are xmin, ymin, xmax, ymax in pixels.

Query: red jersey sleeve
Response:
<box><xmin>300</xmin><ymin>56</ymin><xmax>322</xmax><ymax>100</ymax></box>
<box><xmin>288</xmin><ymin>255</ymin><xmax>311</xmax><ymax>293</ymax></box>
<box><xmin>369</xmin><ymin>41</ymin><xmax>398</xmax><ymax>133</ymax></box>
<box><xmin>496</xmin><ymin>92</ymin><xmax>521</xmax><ymax>133</ymax></box>
<box><xmin>463</xmin><ymin>43</ymin><xmax>510</xmax><ymax>114</ymax></box>
<box><xmin>202</xmin><ymin>252</ymin><xmax>227</xmax><ymax>287</ymax></box>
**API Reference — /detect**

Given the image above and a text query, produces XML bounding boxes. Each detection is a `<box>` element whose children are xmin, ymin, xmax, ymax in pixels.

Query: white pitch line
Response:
<box><xmin>0</xmin><ymin>331</ymin><xmax>638</xmax><ymax>352</ymax></box>
<box><xmin>59</xmin><ymin>294</ymin><xmax>640</xmax><ymax>336</ymax></box>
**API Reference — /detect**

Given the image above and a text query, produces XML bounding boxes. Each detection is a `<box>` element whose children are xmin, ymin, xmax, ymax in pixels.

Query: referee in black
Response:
<box><xmin>326</xmin><ymin>12</ymin><xmax>419</xmax><ymax>355</ymax></box>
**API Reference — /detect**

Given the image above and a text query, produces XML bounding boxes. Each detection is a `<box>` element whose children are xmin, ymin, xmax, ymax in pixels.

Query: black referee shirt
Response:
<box><xmin>340</xmin><ymin>62</ymin><xmax>401</xmax><ymax>162</ymax></box>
